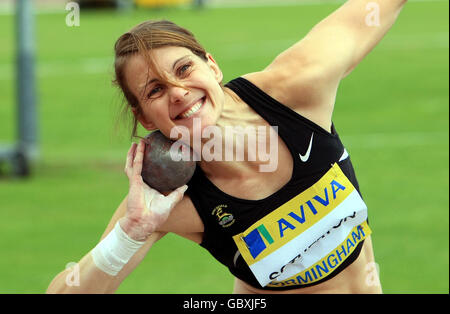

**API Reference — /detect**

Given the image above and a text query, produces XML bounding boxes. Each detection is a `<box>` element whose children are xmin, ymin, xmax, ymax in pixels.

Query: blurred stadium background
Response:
<box><xmin>0</xmin><ymin>0</ymin><xmax>448</xmax><ymax>293</ymax></box>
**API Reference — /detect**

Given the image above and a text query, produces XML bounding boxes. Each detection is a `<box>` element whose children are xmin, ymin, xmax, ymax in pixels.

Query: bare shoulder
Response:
<box><xmin>242</xmin><ymin>67</ymin><xmax>338</xmax><ymax>132</ymax></box>
<box><xmin>242</xmin><ymin>66</ymin><xmax>328</xmax><ymax>107</ymax></box>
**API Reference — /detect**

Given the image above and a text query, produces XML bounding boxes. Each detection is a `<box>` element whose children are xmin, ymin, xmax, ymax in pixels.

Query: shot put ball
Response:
<box><xmin>141</xmin><ymin>131</ymin><xmax>196</xmax><ymax>192</ymax></box>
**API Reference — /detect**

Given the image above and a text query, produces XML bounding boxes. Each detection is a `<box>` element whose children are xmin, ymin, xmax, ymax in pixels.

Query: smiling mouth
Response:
<box><xmin>176</xmin><ymin>97</ymin><xmax>205</xmax><ymax>120</ymax></box>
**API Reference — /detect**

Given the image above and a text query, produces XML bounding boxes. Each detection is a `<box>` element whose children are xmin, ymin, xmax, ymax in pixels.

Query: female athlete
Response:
<box><xmin>47</xmin><ymin>0</ymin><xmax>407</xmax><ymax>294</ymax></box>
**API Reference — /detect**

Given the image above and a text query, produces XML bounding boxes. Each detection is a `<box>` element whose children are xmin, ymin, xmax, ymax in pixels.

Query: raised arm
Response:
<box><xmin>246</xmin><ymin>0</ymin><xmax>407</xmax><ymax>126</ymax></box>
<box><xmin>267</xmin><ymin>0</ymin><xmax>408</xmax><ymax>80</ymax></box>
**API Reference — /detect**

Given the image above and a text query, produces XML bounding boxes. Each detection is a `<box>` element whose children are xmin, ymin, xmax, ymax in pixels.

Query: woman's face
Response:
<box><xmin>124</xmin><ymin>46</ymin><xmax>225</xmax><ymax>142</ymax></box>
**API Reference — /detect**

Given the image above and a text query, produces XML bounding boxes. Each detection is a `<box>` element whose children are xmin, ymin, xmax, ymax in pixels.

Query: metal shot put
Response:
<box><xmin>141</xmin><ymin>131</ymin><xmax>196</xmax><ymax>193</ymax></box>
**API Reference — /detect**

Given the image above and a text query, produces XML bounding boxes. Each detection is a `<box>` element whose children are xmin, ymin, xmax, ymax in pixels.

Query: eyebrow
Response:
<box><xmin>139</xmin><ymin>55</ymin><xmax>191</xmax><ymax>95</ymax></box>
<box><xmin>172</xmin><ymin>55</ymin><xmax>191</xmax><ymax>71</ymax></box>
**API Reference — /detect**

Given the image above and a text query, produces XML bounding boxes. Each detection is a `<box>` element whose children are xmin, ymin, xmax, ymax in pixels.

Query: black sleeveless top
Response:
<box><xmin>186</xmin><ymin>77</ymin><xmax>369</xmax><ymax>290</ymax></box>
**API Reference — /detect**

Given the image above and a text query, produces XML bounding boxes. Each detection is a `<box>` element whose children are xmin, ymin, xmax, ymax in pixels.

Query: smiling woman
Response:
<box><xmin>112</xmin><ymin>20</ymin><xmax>213</xmax><ymax>139</ymax></box>
<box><xmin>121</xmin><ymin>45</ymin><xmax>225</xmax><ymax>140</ymax></box>
<box><xmin>46</xmin><ymin>0</ymin><xmax>409</xmax><ymax>294</ymax></box>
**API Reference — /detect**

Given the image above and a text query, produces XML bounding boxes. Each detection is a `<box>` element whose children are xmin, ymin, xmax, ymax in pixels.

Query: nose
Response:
<box><xmin>169</xmin><ymin>85</ymin><xmax>189</xmax><ymax>105</ymax></box>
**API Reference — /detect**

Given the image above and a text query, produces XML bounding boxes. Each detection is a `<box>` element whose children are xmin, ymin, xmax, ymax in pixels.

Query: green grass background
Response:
<box><xmin>0</xmin><ymin>1</ymin><xmax>448</xmax><ymax>293</ymax></box>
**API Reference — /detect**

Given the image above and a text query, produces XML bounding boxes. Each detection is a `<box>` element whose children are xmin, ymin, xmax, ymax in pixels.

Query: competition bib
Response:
<box><xmin>232</xmin><ymin>163</ymin><xmax>371</xmax><ymax>288</ymax></box>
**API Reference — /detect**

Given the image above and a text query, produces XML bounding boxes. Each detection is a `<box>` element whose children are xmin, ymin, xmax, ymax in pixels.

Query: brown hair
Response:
<box><xmin>112</xmin><ymin>20</ymin><xmax>208</xmax><ymax>139</ymax></box>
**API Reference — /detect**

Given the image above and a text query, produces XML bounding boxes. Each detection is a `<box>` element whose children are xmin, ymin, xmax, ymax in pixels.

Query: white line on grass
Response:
<box><xmin>0</xmin><ymin>0</ymin><xmax>447</xmax><ymax>15</ymax></box>
<box><xmin>0</xmin><ymin>28</ymin><xmax>447</xmax><ymax>81</ymax></box>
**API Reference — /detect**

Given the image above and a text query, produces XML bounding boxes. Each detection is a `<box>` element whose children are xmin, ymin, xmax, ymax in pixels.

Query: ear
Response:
<box><xmin>206</xmin><ymin>53</ymin><xmax>223</xmax><ymax>84</ymax></box>
<box><xmin>132</xmin><ymin>107</ymin><xmax>157</xmax><ymax>131</ymax></box>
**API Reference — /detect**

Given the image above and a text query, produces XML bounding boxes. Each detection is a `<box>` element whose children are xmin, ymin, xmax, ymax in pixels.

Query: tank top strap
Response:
<box><xmin>225</xmin><ymin>77</ymin><xmax>335</xmax><ymax>137</ymax></box>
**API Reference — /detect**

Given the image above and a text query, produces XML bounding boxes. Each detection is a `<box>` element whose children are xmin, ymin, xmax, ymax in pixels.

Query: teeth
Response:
<box><xmin>179</xmin><ymin>98</ymin><xmax>203</xmax><ymax>119</ymax></box>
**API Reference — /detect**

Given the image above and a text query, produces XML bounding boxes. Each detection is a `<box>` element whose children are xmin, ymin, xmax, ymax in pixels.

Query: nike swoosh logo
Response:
<box><xmin>339</xmin><ymin>148</ymin><xmax>349</xmax><ymax>162</ymax></box>
<box><xmin>299</xmin><ymin>133</ymin><xmax>314</xmax><ymax>162</ymax></box>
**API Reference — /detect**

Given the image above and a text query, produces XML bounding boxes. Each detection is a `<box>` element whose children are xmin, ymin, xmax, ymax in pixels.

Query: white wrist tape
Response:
<box><xmin>91</xmin><ymin>221</ymin><xmax>145</xmax><ymax>276</ymax></box>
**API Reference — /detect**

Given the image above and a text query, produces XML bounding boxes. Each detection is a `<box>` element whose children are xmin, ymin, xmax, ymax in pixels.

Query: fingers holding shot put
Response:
<box><xmin>125</xmin><ymin>140</ymin><xmax>145</xmax><ymax>179</ymax></box>
<box><xmin>121</xmin><ymin>138</ymin><xmax>189</xmax><ymax>242</ymax></box>
<box><xmin>124</xmin><ymin>142</ymin><xmax>135</xmax><ymax>175</ymax></box>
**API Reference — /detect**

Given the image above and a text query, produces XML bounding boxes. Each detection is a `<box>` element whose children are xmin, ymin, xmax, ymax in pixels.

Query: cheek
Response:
<box><xmin>142</xmin><ymin>99</ymin><xmax>170</xmax><ymax>121</ymax></box>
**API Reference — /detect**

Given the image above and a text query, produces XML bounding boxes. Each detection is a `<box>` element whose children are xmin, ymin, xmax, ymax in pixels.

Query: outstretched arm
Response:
<box><xmin>248</xmin><ymin>0</ymin><xmax>408</xmax><ymax>124</ymax></box>
<box><xmin>267</xmin><ymin>0</ymin><xmax>408</xmax><ymax>80</ymax></box>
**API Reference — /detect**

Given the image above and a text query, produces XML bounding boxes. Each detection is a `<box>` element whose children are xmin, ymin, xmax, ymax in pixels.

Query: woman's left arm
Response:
<box><xmin>260</xmin><ymin>0</ymin><xmax>408</xmax><ymax>109</ymax></box>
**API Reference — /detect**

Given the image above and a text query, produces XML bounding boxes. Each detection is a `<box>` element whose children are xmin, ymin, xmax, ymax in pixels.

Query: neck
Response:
<box><xmin>193</xmin><ymin>124</ymin><xmax>279</xmax><ymax>179</ymax></box>
<box><xmin>193</xmin><ymin>87</ymin><xmax>280</xmax><ymax>178</ymax></box>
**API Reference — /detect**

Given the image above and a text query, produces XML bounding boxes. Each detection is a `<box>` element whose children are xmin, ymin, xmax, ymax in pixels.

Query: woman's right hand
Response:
<box><xmin>119</xmin><ymin>140</ymin><xmax>188</xmax><ymax>242</ymax></box>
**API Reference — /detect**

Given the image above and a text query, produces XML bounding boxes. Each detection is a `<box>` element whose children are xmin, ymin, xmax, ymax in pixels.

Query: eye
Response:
<box><xmin>147</xmin><ymin>85</ymin><xmax>164</xmax><ymax>99</ymax></box>
<box><xmin>177</xmin><ymin>62</ymin><xmax>192</xmax><ymax>77</ymax></box>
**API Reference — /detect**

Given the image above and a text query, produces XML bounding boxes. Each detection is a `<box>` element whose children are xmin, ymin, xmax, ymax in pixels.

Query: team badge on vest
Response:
<box><xmin>212</xmin><ymin>204</ymin><xmax>235</xmax><ymax>228</ymax></box>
